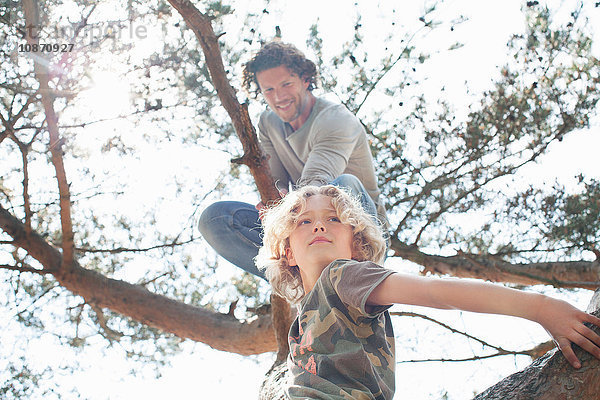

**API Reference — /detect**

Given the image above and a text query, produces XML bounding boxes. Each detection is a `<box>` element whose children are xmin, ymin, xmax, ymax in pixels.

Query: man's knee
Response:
<box><xmin>331</xmin><ymin>174</ymin><xmax>378</xmax><ymax>220</ymax></box>
<box><xmin>199</xmin><ymin>201</ymin><xmax>260</xmax><ymax>236</ymax></box>
<box><xmin>198</xmin><ymin>201</ymin><xmax>230</xmax><ymax>235</ymax></box>
<box><xmin>331</xmin><ymin>174</ymin><xmax>366</xmax><ymax>196</ymax></box>
<box><xmin>331</xmin><ymin>174</ymin><xmax>363</xmax><ymax>193</ymax></box>
<box><xmin>198</xmin><ymin>204</ymin><xmax>215</xmax><ymax>235</ymax></box>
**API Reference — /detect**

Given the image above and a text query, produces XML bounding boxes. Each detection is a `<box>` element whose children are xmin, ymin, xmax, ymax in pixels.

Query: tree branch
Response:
<box><xmin>391</xmin><ymin>238</ymin><xmax>600</xmax><ymax>290</ymax></box>
<box><xmin>352</xmin><ymin>18</ymin><xmax>431</xmax><ymax>115</ymax></box>
<box><xmin>391</xmin><ymin>311</ymin><xmax>553</xmax><ymax>363</ymax></box>
<box><xmin>166</xmin><ymin>0</ymin><xmax>279</xmax><ymax>204</ymax></box>
<box><xmin>392</xmin><ymin>311</ymin><xmax>522</xmax><ymax>354</ymax></box>
<box><xmin>0</xmin><ymin>263</ymin><xmax>44</xmax><ymax>274</ymax></box>
<box><xmin>90</xmin><ymin>303</ymin><xmax>124</xmax><ymax>343</ymax></box>
<box><xmin>18</xmin><ymin>139</ymin><xmax>32</xmax><ymax>234</ymax></box>
<box><xmin>75</xmin><ymin>238</ymin><xmax>198</xmax><ymax>254</ymax></box>
<box><xmin>22</xmin><ymin>0</ymin><xmax>75</xmax><ymax>271</ymax></box>
<box><xmin>0</xmin><ymin>203</ymin><xmax>278</xmax><ymax>355</ymax></box>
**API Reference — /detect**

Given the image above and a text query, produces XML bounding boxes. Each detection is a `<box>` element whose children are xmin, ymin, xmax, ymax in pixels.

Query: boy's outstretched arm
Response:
<box><xmin>367</xmin><ymin>273</ymin><xmax>600</xmax><ymax>368</ymax></box>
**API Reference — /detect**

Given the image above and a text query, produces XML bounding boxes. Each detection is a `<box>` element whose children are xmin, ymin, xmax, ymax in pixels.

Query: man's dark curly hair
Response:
<box><xmin>242</xmin><ymin>41</ymin><xmax>318</xmax><ymax>98</ymax></box>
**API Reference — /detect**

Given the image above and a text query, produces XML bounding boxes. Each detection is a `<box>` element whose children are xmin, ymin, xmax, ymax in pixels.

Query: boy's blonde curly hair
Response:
<box><xmin>255</xmin><ymin>185</ymin><xmax>386</xmax><ymax>303</ymax></box>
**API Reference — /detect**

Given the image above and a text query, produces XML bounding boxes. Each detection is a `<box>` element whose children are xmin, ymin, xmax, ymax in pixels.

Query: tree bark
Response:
<box><xmin>473</xmin><ymin>290</ymin><xmax>600</xmax><ymax>400</ymax></box>
<box><xmin>259</xmin><ymin>360</ymin><xmax>288</xmax><ymax>400</ymax></box>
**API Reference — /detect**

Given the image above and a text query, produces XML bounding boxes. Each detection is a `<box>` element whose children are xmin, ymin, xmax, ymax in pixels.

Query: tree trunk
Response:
<box><xmin>259</xmin><ymin>360</ymin><xmax>289</xmax><ymax>400</ymax></box>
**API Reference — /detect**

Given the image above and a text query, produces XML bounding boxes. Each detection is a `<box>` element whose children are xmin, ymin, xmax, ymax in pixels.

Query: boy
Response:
<box><xmin>256</xmin><ymin>185</ymin><xmax>600</xmax><ymax>399</ymax></box>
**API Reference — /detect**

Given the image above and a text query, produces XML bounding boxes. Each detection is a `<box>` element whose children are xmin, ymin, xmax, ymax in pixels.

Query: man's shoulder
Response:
<box><xmin>310</xmin><ymin>97</ymin><xmax>361</xmax><ymax>135</ymax></box>
<box><xmin>258</xmin><ymin>108</ymin><xmax>286</xmax><ymax>137</ymax></box>
<box><xmin>313</xmin><ymin>97</ymin><xmax>354</xmax><ymax>119</ymax></box>
<box><xmin>258</xmin><ymin>107</ymin><xmax>279</xmax><ymax>124</ymax></box>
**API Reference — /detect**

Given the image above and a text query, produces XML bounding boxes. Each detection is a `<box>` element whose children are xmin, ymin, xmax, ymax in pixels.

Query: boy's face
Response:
<box><xmin>286</xmin><ymin>194</ymin><xmax>354</xmax><ymax>271</ymax></box>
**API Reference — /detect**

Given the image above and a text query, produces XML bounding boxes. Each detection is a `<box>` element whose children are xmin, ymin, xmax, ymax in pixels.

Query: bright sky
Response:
<box><xmin>9</xmin><ymin>0</ymin><xmax>600</xmax><ymax>399</ymax></box>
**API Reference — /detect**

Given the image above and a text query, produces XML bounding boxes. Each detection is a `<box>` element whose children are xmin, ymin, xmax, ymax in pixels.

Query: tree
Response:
<box><xmin>1</xmin><ymin>0</ymin><xmax>599</xmax><ymax>398</ymax></box>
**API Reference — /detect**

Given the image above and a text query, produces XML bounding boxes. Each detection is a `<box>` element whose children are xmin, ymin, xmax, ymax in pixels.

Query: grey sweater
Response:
<box><xmin>258</xmin><ymin>97</ymin><xmax>386</xmax><ymax>222</ymax></box>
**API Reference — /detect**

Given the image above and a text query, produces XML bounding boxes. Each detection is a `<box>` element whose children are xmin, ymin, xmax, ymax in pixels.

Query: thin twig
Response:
<box><xmin>75</xmin><ymin>237</ymin><xmax>198</xmax><ymax>254</ymax></box>
<box><xmin>391</xmin><ymin>311</ymin><xmax>546</xmax><ymax>364</ymax></box>
<box><xmin>90</xmin><ymin>303</ymin><xmax>123</xmax><ymax>343</ymax></box>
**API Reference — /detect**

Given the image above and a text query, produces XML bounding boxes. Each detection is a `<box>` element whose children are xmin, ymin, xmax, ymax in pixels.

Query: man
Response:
<box><xmin>199</xmin><ymin>41</ymin><xmax>386</xmax><ymax>279</ymax></box>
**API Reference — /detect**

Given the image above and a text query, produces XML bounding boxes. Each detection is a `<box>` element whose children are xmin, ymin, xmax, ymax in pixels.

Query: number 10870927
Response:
<box><xmin>18</xmin><ymin>43</ymin><xmax>74</xmax><ymax>52</ymax></box>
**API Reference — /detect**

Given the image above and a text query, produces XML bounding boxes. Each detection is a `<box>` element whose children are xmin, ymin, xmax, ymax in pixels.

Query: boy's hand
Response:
<box><xmin>536</xmin><ymin>297</ymin><xmax>600</xmax><ymax>369</ymax></box>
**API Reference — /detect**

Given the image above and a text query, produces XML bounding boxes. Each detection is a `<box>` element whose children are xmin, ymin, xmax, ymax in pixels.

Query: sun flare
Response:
<box><xmin>81</xmin><ymin>70</ymin><xmax>131</xmax><ymax>119</ymax></box>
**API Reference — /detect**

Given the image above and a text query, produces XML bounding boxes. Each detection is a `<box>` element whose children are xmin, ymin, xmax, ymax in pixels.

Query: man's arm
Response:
<box><xmin>258</xmin><ymin>114</ymin><xmax>292</xmax><ymax>191</ymax></box>
<box><xmin>367</xmin><ymin>273</ymin><xmax>600</xmax><ymax>369</ymax></box>
<box><xmin>298</xmin><ymin>107</ymin><xmax>362</xmax><ymax>186</ymax></box>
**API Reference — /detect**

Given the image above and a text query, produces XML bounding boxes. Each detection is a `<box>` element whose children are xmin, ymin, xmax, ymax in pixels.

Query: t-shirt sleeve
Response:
<box><xmin>329</xmin><ymin>260</ymin><xmax>395</xmax><ymax>318</ymax></box>
<box><xmin>258</xmin><ymin>113</ymin><xmax>292</xmax><ymax>191</ymax></box>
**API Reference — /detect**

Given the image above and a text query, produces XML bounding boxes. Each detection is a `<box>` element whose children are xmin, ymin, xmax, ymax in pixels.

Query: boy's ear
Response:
<box><xmin>285</xmin><ymin>247</ymin><xmax>297</xmax><ymax>267</ymax></box>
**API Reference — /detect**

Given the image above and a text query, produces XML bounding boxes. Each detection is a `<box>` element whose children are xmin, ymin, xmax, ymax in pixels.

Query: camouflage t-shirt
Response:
<box><xmin>287</xmin><ymin>259</ymin><xmax>396</xmax><ymax>400</ymax></box>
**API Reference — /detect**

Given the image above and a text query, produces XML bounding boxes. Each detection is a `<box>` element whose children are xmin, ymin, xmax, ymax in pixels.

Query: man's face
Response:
<box><xmin>256</xmin><ymin>65</ymin><xmax>313</xmax><ymax>130</ymax></box>
<box><xmin>286</xmin><ymin>195</ymin><xmax>354</xmax><ymax>271</ymax></box>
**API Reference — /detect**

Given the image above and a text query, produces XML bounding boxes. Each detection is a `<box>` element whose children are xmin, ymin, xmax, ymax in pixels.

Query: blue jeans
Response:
<box><xmin>198</xmin><ymin>174</ymin><xmax>378</xmax><ymax>280</ymax></box>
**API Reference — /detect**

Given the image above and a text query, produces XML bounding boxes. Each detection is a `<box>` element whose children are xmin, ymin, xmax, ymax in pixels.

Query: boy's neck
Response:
<box><xmin>300</xmin><ymin>262</ymin><xmax>329</xmax><ymax>294</ymax></box>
